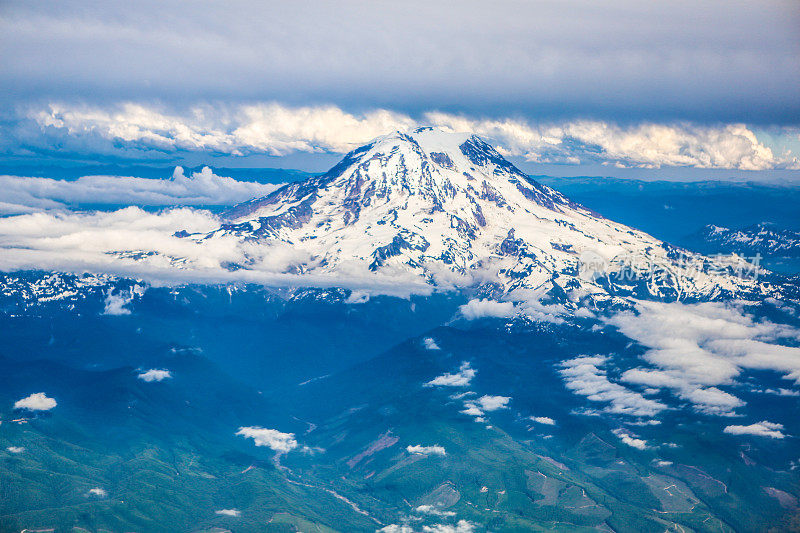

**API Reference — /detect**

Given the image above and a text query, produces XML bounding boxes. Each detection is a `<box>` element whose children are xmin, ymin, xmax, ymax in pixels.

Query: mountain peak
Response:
<box><xmin>340</xmin><ymin>127</ymin><xmax>523</xmax><ymax>181</ymax></box>
<box><xmin>225</xmin><ymin>127</ymin><xmax>574</xmax><ymax>223</ymax></box>
<box><xmin>210</xmin><ymin>130</ymin><xmax>762</xmax><ymax>302</ymax></box>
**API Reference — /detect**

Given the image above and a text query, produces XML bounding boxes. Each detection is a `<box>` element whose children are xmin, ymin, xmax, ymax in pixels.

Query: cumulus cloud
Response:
<box><xmin>236</xmin><ymin>426</ymin><xmax>298</xmax><ymax>452</ymax></box>
<box><xmin>559</xmin><ymin>355</ymin><xmax>666</xmax><ymax>417</ymax></box>
<box><xmin>14</xmin><ymin>102</ymin><xmax>798</xmax><ymax>171</ymax></box>
<box><xmin>87</xmin><ymin>487</ymin><xmax>107</xmax><ymax>498</ymax></box>
<box><xmin>429</xmin><ymin>114</ymin><xmax>799</xmax><ymax>170</ymax></box>
<box><xmin>723</xmin><ymin>421</ymin><xmax>786</xmax><ymax>439</ymax></box>
<box><xmin>137</xmin><ymin>369</ymin><xmax>172</xmax><ymax>382</ymax></box>
<box><xmin>14</xmin><ymin>392</ymin><xmax>57</xmax><ymax>411</ymax></box>
<box><xmin>475</xmin><ymin>395</ymin><xmax>511</xmax><ymax>411</ymax></box>
<box><xmin>0</xmin><ymin>166</ymin><xmax>282</xmax><ymax>215</ymax></box>
<box><xmin>530</xmin><ymin>416</ymin><xmax>556</xmax><ymax>426</ymax></box>
<box><xmin>459</xmin><ymin>299</ymin><xmax>516</xmax><ymax>320</ymax></box>
<box><xmin>612</xmin><ymin>428</ymin><xmax>648</xmax><ymax>450</ymax></box>
<box><xmin>426</xmin><ymin>362</ymin><xmax>475</xmax><ymax>387</ymax></box>
<box><xmin>215</xmin><ymin>509</ymin><xmax>241</xmax><ymax>517</ymax></box>
<box><xmin>607</xmin><ymin>301</ymin><xmax>800</xmax><ymax>416</ymax></box>
<box><xmin>28</xmin><ymin>102</ymin><xmax>414</xmax><ymax>156</ymax></box>
<box><xmin>6</xmin><ymin>446</ymin><xmax>25</xmax><ymax>454</ymax></box>
<box><xmin>460</xmin><ymin>403</ymin><xmax>484</xmax><ymax>417</ymax></box>
<box><xmin>461</xmin><ymin>395</ymin><xmax>511</xmax><ymax>419</ymax></box>
<box><xmin>423</xmin><ymin>337</ymin><xmax>441</xmax><ymax>351</ymax></box>
<box><xmin>407</xmin><ymin>444</ymin><xmax>447</xmax><ymax>456</ymax></box>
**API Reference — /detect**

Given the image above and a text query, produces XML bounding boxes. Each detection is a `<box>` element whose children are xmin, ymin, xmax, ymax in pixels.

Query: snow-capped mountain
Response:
<box><xmin>692</xmin><ymin>223</ymin><xmax>800</xmax><ymax>257</ymax></box>
<box><xmin>200</xmin><ymin>128</ymin><xmax>764</xmax><ymax>303</ymax></box>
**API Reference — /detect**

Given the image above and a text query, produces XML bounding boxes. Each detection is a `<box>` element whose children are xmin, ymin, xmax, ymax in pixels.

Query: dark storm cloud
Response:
<box><xmin>1</xmin><ymin>0</ymin><xmax>798</xmax><ymax>123</ymax></box>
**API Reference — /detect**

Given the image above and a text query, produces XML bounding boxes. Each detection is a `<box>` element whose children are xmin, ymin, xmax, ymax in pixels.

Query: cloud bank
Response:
<box><xmin>0</xmin><ymin>166</ymin><xmax>282</xmax><ymax>215</ymax></box>
<box><xmin>560</xmin><ymin>355</ymin><xmax>667</xmax><ymax>417</ymax></box>
<box><xmin>0</xmin><ymin>206</ymin><xmax>431</xmax><ymax>297</ymax></box>
<box><xmin>606</xmin><ymin>301</ymin><xmax>800</xmax><ymax>416</ymax></box>
<box><xmin>10</xmin><ymin>102</ymin><xmax>798</xmax><ymax>171</ymax></box>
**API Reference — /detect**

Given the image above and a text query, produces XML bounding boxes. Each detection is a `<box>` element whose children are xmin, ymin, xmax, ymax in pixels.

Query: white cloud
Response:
<box><xmin>476</xmin><ymin>395</ymin><xmax>510</xmax><ymax>411</ymax></box>
<box><xmin>137</xmin><ymin>369</ymin><xmax>172</xmax><ymax>382</ymax></box>
<box><xmin>236</xmin><ymin>426</ymin><xmax>298</xmax><ymax>452</ymax></box>
<box><xmin>6</xmin><ymin>446</ymin><xmax>24</xmax><ymax>454</ymax></box>
<box><xmin>516</xmin><ymin>297</ymin><xmax>567</xmax><ymax>324</ymax></box>
<box><xmin>763</xmin><ymin>388</ymin><xmax>800</xmax><ymax>397</ymax></box>
<box><xmin>612</xmin><ymin>428</ymin><xmax>648</xmax><ymax>450</ymax></box>
<box><xmin>87</xmin><ymin>487</ymin><xmax>107</xmax><ymax>498</ymax></box>
<box><xmin>429</xmin><ymin>114</ymin><xmax>799</xmax><ymax>171</ymax></box>
<box><xmin>607</xmin><ymin>301</ymin><xmax>800</xmax><ymax>416</ymax></box>
<box><xmin>215</xmin><ymin>509</ymin><xmax>241</xmax><ymax>517</ymax></box>
<box><xmin>423</xmin><ymin>521</ymin><xmax>477</xmax><ymax>533</ymax></box>
<box><xmin>103</xmin><ymin>290</ymin><xmax>133</xmax><ymax>315</ymax></box>
<box><xmin>459</xmin><ymin>299</ymin><xmax>516</xmax><ymax>320</ymax></box>
<box><xmin>681</xmin><ymin>387</ymin><xmax>743</xmax><ymax>417</ymax></box>
<box><xmin>407</xmin><ymin>444</ymin><xmax>446</xmax><ymax>456</ymax></box>
<box><xmin>14</xmin><ymin>392</ymin><xmax>57</xmax><ymax>411</ymax></box>
<box><xmin>0</xmin><ymin>166</ymin><xmax>282</xmax><ymax>215</ymax></box>
<box><xmin>559</xmin><ymin>355</ymin><xmax>666</xmax><ymax>417</ymax></box>
<box><xmin>233</xmin><ymin>104</ymin><xmax>418</xmax><ymax>155</ymax></box>
<box><xmin>460</xmin><ymin>404</ymin><xmax>484</xmax><ymax>417</ymax></box>
<box><xmin>530</xmin><ymin>416</ymin><xmax>556</xmax><ymax>426</ymax></box>
<box><xmin>344</xmin><ymin>290</ymin><xmax>370</xmax><ymax>304</ymax></box>
<box><xmin>724</xmin><ymin>421</ymin><xmax>785</xmax><ymax>439</ymax></box>
<box><xmin>426</xmin><ymin>362</ymin><xmax>475</xmax><ymax>387</ymax></box>
<box><xmin>461</xmin><ymin>395</ymin><xmax>511</xmax><ymax>418</ymax></box>
<box><xmin>414</xmin><ymin>505</ymin><xmax>456</xmax><ymax>517</ymax></box>
<box><xmin>423</xmin><ymin>337</ymin><xmax>441</xmax><ymax>351</ymax></box>
<box><xmin>378</xmin><ymin>526</ymin><xmax>413</xmax><ymax>533</ymax></box>
<box><xmin>23</xmin><ymin>102</ymin><xmax>800</xmax><ymax>170</ymax></box>
<box><xmin>380</xmin><ymin>522</ymin><xmax>475</xmax><ymax>533</ymax></box>
<box><xmin>32</xmin><ymin>102</ymin><xmax>415</xmax><ymax>157</ymax></box>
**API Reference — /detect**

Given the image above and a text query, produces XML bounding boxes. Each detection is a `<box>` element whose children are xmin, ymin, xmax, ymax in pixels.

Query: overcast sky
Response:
<box><xmin>1</xmin><ymin>0</ymin><xmax>799</xmax><ymax>177</ymax></box>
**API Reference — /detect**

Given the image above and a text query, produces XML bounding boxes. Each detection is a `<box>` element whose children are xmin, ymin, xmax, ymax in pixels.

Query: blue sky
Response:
<box><xmin>1</xmin><ymin>0</ymin><xmax>799</xmax><ymax>178</ymax></box>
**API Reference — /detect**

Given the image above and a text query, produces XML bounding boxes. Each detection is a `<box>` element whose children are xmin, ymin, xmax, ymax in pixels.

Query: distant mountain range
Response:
<box><xmin>689</xmin><ymin>223</ymin><xmax>800</xmax><ymax>258</ymax></box>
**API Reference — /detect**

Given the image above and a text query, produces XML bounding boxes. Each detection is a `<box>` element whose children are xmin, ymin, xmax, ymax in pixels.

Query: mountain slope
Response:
<box><xmin>201</xmin><ymin>128</ymin><xmax>764</xmax><ymax>303</ymax></box>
